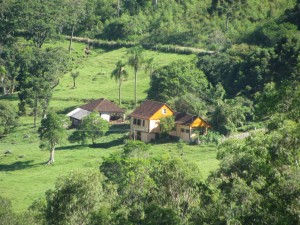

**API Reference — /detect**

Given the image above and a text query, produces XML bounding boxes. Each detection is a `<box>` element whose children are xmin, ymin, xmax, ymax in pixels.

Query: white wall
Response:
<box><xmin>100</xmin><ymin>113</ymin><xmax>110</xmax><ymax>122</ymax></box>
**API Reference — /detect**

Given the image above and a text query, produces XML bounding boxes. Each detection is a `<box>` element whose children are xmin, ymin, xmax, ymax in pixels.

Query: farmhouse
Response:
<box><xmin>171</xmin><ymin>112</ymin><xmax>211</xmax><ymax>142</ymax></box>
<box><xmin>67</xmin><ymin>98</ymin><xmax>125</xmax><ymax>127</ymax></box>
<box><xmin>129</xmin><ymin>100</ymin><xmax>210</xmax><ymax>143</ymax></box>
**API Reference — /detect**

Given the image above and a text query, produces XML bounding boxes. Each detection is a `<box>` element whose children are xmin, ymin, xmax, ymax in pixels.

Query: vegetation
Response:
<box><xmin>38</xmin><ymin>112</ymin><xmax>69</xmax><ymax>164</ymax></box>
<box><xmin>69</xmin><ymin>112</ymin><xmax>110</xmax><ymax>145</ymax></box>
<box><xmin>0</xmin><ymin>0</ymin><xmax>300</xmax><ymax>224</ymax></box>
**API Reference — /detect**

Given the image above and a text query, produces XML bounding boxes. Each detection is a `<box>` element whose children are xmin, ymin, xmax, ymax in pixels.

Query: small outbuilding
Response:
<box><xmin>67</xmin><ymin>98</ymin><xmax>125</xmax><ymax>127</ymax></box>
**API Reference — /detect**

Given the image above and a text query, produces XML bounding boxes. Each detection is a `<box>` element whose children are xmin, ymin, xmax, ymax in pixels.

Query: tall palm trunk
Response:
<box><xmin>119</xmin><ymin>79</ymin><xmax>122</xmax><ymax>105</ymax></box>
<box><xmin>134</xmin><ymin>69</ymin><xmax>137</xmax><ymax>107</ymax></box>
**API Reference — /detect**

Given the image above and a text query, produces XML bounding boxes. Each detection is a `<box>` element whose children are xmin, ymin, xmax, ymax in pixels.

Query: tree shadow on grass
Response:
<box><xmin>0</xmin><ymin>160</ymin><xmax>36</xmax><ymax>171</ymax></box>
<box><xmin>56</xmin><ymin>145</ymin><xmax>86</xmax><ymax>151</ymax></box>
<box><xmin>56</xmin><ymin>138</ymin><xmax>125</xmax><ymax>151</ymax></box>
<box><xmin>89</xmin><ymin>138</ymin><xmax>124</xmax><ymax>149</ymax></box>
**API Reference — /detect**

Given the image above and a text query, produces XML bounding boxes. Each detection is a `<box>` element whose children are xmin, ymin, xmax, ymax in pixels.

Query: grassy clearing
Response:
<box><xmin>0</xmin><ymin>40</ymin><xmax>219</xmax><ymax>213</ymax></box>
<box><xmin>48</xmin><ymin>40</ymin><xmax>195</xmax><ymax>112</ymax></box>
<box><xmin>0</xmin><ymin>125</ymin><xmax>219</xmax><ymax>213</ymax></box>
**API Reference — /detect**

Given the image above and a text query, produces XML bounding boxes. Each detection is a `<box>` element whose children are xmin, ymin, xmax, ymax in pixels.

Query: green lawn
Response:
<box><xmin>0</xmin><ymin>41</ymin><xmax>219</xmax><ymax>213</ymax></box>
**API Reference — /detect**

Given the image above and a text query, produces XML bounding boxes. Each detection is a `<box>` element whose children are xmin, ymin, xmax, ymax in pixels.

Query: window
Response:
<box><xmin>137</xmin><ymin>119</ymin><xmax>141</xmax><ymax>126</ymax></box>
<box><xmin>181</xmin><ymin>128</ymin><xmax>185</xmax><ymax>133</ymax></box>
<box><xmin>142</xmin><ymin>120</ymin><xmax>145</xmax><ymax>126</ymax></box>
<box><xmin>133</xmin><ymin>118</ymin><xmax>137</xmax><ymax>125</ymax></box>
<box><xmin>186</xmin><ymin>129</ymin><xmax>190</xmax><ymax>133</ymax></box>
<box><xmin>162</xmin><ymin>108</ymin><xmax>167</xmax><ymax>114</ymax></box>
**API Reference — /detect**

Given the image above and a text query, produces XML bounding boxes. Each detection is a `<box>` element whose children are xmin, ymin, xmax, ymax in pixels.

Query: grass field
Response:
<box><xmin>0</xmin><ymin>40</ymin><xmax>219</xmax><ymax>213</ymax></box>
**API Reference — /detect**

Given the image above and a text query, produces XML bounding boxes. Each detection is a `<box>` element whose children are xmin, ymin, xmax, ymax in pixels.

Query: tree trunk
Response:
<box><xmin>73</xmin><ymin>78</ymin><xmax>76</xmax><ymax>88</ymax></box>
<box><xmin>134</xmin><ymin>70</ymin><xmax>137</xmax><ymax>107</ymax></box>
<box><xmin>1</xmin><ymin>77</ymin><xmax>6</xmax><ymax>95</ymax></box>
<box><xmin>33</xmin><ymin>97</ymin><xmax>38</xmax><ymax>128</ymax></box>
<box><xmin>47</xmin><ymin>145</ymin><xmax>55</xmax><ymax>164</ymax></box>
<box><xmin>11</xmin><ymin>77</ymin><xmax>16</xmax><ymax>94</ymax></box>
<box><xmin>69</xmin><ymin>25</ymin><xmax>75</xmax><ymax>54</ymax></box>
<box><xmin>119</xmin><ymin>80</ymin><xmax>122</xmax><ymax>105</ymax></box>
<box><xmin>225</xmin><ymin>13</ymin><xmax>229</xmax><ymax>33</ymax></box>
<box><xmin>153</xmin><ymin>0</ymin><xmax>158</xmax><ymax>8</ymax></box>
<box><xmin>117</xmin><ymin>0</ymin><xmax>121</xmax><ymax>17</ymax></box>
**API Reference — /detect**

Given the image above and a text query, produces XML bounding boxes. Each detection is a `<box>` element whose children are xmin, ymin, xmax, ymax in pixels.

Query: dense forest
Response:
<box><xmin>1</xmin><ymin>0</ymin><xmax>300</xmax><ymax>224</ymax></box>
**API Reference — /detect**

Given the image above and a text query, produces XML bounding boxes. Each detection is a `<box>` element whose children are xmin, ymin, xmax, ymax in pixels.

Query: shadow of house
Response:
<box><xmin>67</xmin><ymin>98</ymin><xmax>125</xmax><ymax>127</ymax></box>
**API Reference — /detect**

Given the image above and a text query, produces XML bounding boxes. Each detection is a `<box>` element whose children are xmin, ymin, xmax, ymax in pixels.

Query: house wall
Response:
<box><xmin>130</xmin><ymin>117</ymin><xmax>150</xmax><ymax>133</ymax></box>
<box><xmin>170</xmin><ymin>124</ymin><xmax>193</xmax><ymax>142</ymax></box>
<box><xmin>149</xmin><ymin>119</ymin><xmax>160</xmax><ymax>133</ymax></box>
<box><xmin>149</xmin><ymin>105</ymin><xmax>174</xmax><ymax>120</ymax></box>
<box><xmin>191</xmin><ymin>117</ymin><xmax>210</xmax><ymax>128</ymax></box>
<box><xmin>141</xmin><ymin>132</ymin><xmax>156</xmax><ymax>143</ymax></box>
<box><xmin>100</xmin><ymin>113</ymin><xmax>110</xmax><ymax>122</ymax></box>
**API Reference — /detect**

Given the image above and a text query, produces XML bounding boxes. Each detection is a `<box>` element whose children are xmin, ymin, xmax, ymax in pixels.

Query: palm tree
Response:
<box><xmin>111</xmin><ymin>60</ymin><xmax>128</xmax><ymax>105</ymax></box>
<box><xmin>127</xmin><ymin>46</ymin><xmax>144</xmax><ymax>107</ymax></box>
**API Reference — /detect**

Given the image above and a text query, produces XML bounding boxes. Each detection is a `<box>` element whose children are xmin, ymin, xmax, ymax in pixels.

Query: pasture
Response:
<box><xmin>0</xmin><ymin>40</ymin><xmax>219</xmax><ymax>213</ymax></box>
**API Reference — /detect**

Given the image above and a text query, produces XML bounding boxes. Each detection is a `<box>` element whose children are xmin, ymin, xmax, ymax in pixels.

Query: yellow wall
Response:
<box><xmin>149</xmin><ymin>105</ymin><xmax>174</xmax><ymax>120</ymax></box>
<box><xmin>191</xmin><ymin>117</ymin><xmax>210</xmax><ymax>128</ymax></box>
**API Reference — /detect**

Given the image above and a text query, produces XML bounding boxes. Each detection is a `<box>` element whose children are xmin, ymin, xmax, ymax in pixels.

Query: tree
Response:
<box><xmin>63</xmin><ymin>0</ymin><xmax>87</xmax><ymax>53</ymax></box>
<box><xmin>111</xmin><ymin>60</ymin><xmax>128</xmax><ymax>105</ymax></box>
<box><xmin>69</xmin><ymin>112</ymin><xmax>109</xmax><ymax>145</ymax></box>
<box><xmin>197</xmin><ymin>122</ymin><xmax>300</xmax><ymax>224</ymax></box>
<box><xmin>38</xmin><ymin>112</ymin><xmax>68</xmax><ymax>164</ymax></box>
<box><xmin>0</xmin><ymin>101</ymin><xmax>18</xmax><ymax>135</ymax></box>
<box><xmin>33</xmin><ymin>170</ymin><xmax>105</xmax><ymax>225</ymax></box>
<box><xmin>127</xmin><ymin>45</ymin><xmax>145</xmax><ymax>107</ymax></box>
<box><xmin>0</xmin><ymin>66</ymin><xmax>7</xmax><ymax>95</ymax></box>
<box><xmin>148</xmin><ymin>60</ymin><xmax>209</xmax><ymax>102</ymax></box>
<box><xmin>209</xmin><ymin>0</ymin><xmax>247</xmax><ymax>32</ymax></box>
<box><xmin>18</xmin><ymin>47</ymin><xmax>69</xmax><ymax>127</ymax></box>
<box><xmin>210</xmin><ymin>96</ymin><xmax>253</xmax><ymax>135</ymax></box>
<box><xmin>20</xmin><ymin>0</ymin><xmax>64</xmax><ymax>48</ymax></box>
<box><xmin>70</xmin><ymin>71</ymin><xmax>80</xmax><ymax>88</ymax></box>
<box><xmin>159</xmin><ymin>116</ymin><xmax>175</xmax><ymax>137</ymax></box>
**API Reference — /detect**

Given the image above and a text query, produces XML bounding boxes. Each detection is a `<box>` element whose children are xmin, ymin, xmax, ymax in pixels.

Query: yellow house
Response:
<box><xmin>129</xmin><ymin>100</ymin><xmax>211</xmax><ymax>143</ymax></box>
<box><xmin>170</xmin><ymin>112</ymin><xmax>211</xmax><ymax>142</ymax></box>
<box><xmin>129</xmin><ymin>100</ymin><xmax>174</xmax><ymax>143</ymax></box>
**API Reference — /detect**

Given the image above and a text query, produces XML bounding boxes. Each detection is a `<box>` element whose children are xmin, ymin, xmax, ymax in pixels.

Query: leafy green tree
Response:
<box><xmin>20</xmin><ymin>0</ymin><xmax>64</xmax><ymax>48</ymax></box>
<box><xmin>211</xmin><ymin>96</ymin><xmax>253</xmax><ymax>135</ymax></box>
<box><xmin>0</xmin><ymin>196</ymin><xmax>36</xmax><ymax>225</ymax></box>
<box><xmin>148</xmin><ymin>60</ymin><xmax>209</xmax><ymax>102</ymax></box>
<box><xmin>69</xmin><ymin>112</ymin><xmax>109</xmax><ymax>145</ymax></box>
<box><xmin>0</xmin><ymin>101</ymin><xmax>18</xmax><ymax>135</ymax></box>
<box><xmin>70</xmin><ymin>71</ymin><xmax>79</xmax><ymax>88</ymax></box>
<box><xmin>159</xmin><ymin>116</ymin><xmax>174</xmax><ymax>137</ymax></box>
<box><xmin>38</xmin><ymin>112</ymin><xmax>69</xmax><ymax>164</ymax></box>
<box><xmin>283</xmin><ymin>0</ymin><xmax>300</xmax><ymax>29</ymax></box>
<box><xmin>209</xmin><ymin>0</ymin><xmax>248</xmax><ymax>32</ymax></box>
<box><xmin>18</xmin><ymin>47</ymin><xmax>69</xmax><ymax>127</ymax></box>
<box><xmin>63</xmin><ymin>0</ymin><xmax>87</xmax><ymax>53</ymax></box>
<box><xmin>111</xmin><ymin>60</ymin><xmax>128</xmax><ymax>105</ymax></box>
<box><xmin>199</xmin><ymin>122</ymin><xmax>300</xmax><ymax>224</ymax></box>
<box><xmin>127</xmin><ymin>45</ymin><xmax>145</xmax><ymax>107</ymax></box>
<box><xmin>169</xmin><ymin>93</ymin><xmax>208</xmax><ymax>117</ymax></box>
<box><xmin>41</xmin><ymin>171</ymin><xmax>104</xmax><ymax>225</ymax></box>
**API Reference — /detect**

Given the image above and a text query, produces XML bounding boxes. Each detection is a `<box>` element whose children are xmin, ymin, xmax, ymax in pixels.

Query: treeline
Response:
<box><xmin>0</xmin><ymin>0</ymin><xmax>295</xmax><ymax>48</ymax></box>
<box><xmin>146</xmin><ymin>0</ymin><xmax>300</xmax><ymax>135</ymax></box>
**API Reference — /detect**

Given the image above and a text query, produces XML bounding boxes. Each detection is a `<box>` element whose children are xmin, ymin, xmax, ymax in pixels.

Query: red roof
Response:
<box><xmin>80</xmin><ymin>98</ymin><xmax>125</xmax><ymax>113</ymax></box>
<box><xmin>129</xmin><ymin>100</ymin><xmax>173</xmax><ymax>120</ymax></box>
